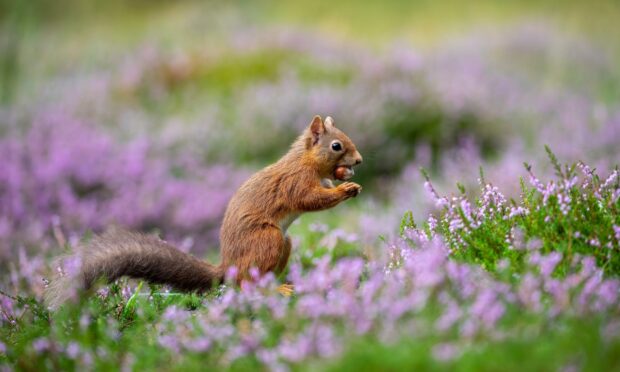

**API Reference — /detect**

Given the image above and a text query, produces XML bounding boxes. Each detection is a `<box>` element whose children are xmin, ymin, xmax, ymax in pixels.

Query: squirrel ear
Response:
<box><xmin>324</xmin><ymin>116</ymin><xmax>335</xmax><ymax>129</ymax></box>
<box><xmin>309</xmin><ymin>115</ymin><xmax>325</xmax><ymax>145</ymax></box>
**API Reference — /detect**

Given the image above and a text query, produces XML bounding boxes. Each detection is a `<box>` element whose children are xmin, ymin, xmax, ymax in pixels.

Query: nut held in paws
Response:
<box><xmin>334</xmin><ymin>166</ymin><xmax>354</xmax><ymax>181</ymax></box>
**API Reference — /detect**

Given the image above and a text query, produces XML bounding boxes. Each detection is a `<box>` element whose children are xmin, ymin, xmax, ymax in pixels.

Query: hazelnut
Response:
<box><xmin>334</xmin><ymin>166</ymin><xmax>353</xmax><ymax>181</ymax></box>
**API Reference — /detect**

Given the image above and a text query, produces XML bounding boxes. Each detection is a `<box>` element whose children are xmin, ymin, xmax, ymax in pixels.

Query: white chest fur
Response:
<box><xmin>279</xmin><ymin>213</ymin><xmax>300</xmax><ymax>233</ymax></box>
<box><xmin>321</xmin><ymin>178</ymin><xmax>335</xmax><ymax>188</ymax></box>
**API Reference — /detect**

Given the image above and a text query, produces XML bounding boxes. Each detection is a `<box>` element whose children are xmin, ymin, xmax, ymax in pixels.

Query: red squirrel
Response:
<box><xmin>45</xmin><ymin>116</ymin><xmax>362</xmax><ymax>308</ymax></box>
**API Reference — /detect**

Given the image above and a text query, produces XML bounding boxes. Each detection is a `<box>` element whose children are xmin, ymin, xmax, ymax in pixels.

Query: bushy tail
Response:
<box><xmin>45</xmin><ymin>228</ymin><xmax>224</xmax><ymax>309</ymax></box>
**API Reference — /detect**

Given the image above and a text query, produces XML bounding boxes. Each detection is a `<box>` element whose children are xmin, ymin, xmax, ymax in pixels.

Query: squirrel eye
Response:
<box><xmin>331</xmin><ymin>141</ymin><xmax>343</xmax><ymax>152</ymax></box>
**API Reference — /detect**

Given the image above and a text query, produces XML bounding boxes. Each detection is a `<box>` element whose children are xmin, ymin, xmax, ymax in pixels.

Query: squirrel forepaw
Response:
<box><xmin>339</xmin><ymin>182</ymin><xmax>362</xmax><ymax>198</ymax></box>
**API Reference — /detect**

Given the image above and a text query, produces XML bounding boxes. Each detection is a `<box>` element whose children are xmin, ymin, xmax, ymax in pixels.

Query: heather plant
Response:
<box><xmin>416</xmin><ymin>149</ymin><xmax>620</xmax><ymax>276</ymax></box>
<box><xmin>2</xmin><ymin>158</ymin><xmax>620</xmax><ymax>371</ymax></box>
<box><xmin>22</xmin><ymin>25</ymin><xmax>619</xmax><ymax>187</ymax></box>
<box><xmin>81</xmin><ymin>27</ymin><xmax>620</xmax><ymax>199</ymax></box>
<box><xmin>4</xmin><ymin>24</ymin><xmax>617</xmax><ymax>201</ymax></box>
<box><xmin>0</xmin><ymin>111</ymin><xmax>248</xmax><ymax>262</ymax></box>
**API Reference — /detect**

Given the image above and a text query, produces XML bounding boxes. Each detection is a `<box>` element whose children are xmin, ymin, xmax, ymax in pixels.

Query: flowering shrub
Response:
<box><xmin>14</xmin><ymin>24</ymin><xmax>618</xmax><ymax>186</ymax></box>
<box><xmin>1</xmin><ymin>158</ymin><xmax>619</xmax><ymax>370</ymax></box>
<box><xmin>419</xmin><ymin>149</ymin><xmax>620</xmax><ymax>275</ymax></box>
<box><xmin>2</xmin><ymin>24</ymin><xmax>618</xmax><ymax>259</ymax></box>
<box><xmin>0</xmin><ymin>111</ymin><xmax>248</xmax><ymax>260</ymax></box>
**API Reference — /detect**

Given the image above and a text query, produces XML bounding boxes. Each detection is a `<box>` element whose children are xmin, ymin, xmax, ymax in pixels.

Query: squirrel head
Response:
<box><xmin>304</xmin><ymin>115</ymin><xmax>363</xmax><ymax>180</ymax></box>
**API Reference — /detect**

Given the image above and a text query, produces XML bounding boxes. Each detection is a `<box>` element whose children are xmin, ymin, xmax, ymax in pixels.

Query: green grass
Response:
<box><xmin>328</xmin><ymin>317</ymin><xmax>620</xmax><ymax>372</ymax></box>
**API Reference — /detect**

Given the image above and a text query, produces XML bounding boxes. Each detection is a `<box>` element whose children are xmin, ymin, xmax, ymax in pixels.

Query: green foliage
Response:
<box><xmin>2</xmin><ymin>155</ymin><xmax>620</xmax><ymax>370</ymax></box>
<box><xmin>327</xmin><ymin>317</ymin><xmax>620</xmax><ymax>372</ymax></box>
<box><xmin>400</xmin><ymin>210</ymin><xmax>416</xmax><ymax>236</ymax></box>
<box><xmin>429</xmin><ymin>156</ymin><xmax>620</xmax><ymax>276</ymax></box>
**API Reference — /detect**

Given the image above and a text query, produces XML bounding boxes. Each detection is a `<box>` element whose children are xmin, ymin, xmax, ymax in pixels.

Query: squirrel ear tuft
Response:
<box><xmin>309</xmin><ymin>115</ymin><xmax>325</xmax><ymax>145</ymax></box>
<box><xmin>324</xmin><ymin>116</ymin><xmax>335</xmax><ymax>129</ymax></box>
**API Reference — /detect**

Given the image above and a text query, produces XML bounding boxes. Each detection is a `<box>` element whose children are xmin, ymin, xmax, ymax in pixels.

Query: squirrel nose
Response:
<box><xmin>354</xmin><ymin>153</ymin><xmax>363</xmax><ymax>165</ymax></box>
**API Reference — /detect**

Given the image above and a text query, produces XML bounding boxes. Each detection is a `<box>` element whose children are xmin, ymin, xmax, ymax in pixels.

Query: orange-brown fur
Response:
<box><xmin>45</xmin><ymin>116</ymin><xmax>362</xmax><ymax>308</ymax></box>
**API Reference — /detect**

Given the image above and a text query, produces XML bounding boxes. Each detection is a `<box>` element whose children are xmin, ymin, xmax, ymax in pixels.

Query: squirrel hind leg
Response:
<box><xmin>274</xmin><ymin>235</ymin><xmax>292</xmax><ymax>275</ymax></box>
<box><xmin>233</xmin><ymin>226</ymin><xmax>287</xmax><ymax>282</ymax></box>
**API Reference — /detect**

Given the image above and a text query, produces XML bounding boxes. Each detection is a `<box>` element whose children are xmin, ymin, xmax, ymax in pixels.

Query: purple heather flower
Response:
<box><xmin>601</xmin><ymin>170</ymin><xmax>619</xmax><ymax>190</ymax></box>
<box><xmin>596</xmin><ymin>280</ymin><xmax>620</xmax><ymax>309</ymax></box>
<box><xmin>158</xmin><ymin>335</ymin><xmax>181</xmax><ymax>354</ymax></box>
<box><xmin>224</xmin><ymin>266</ymin><xmax>239</xmax><ymax>284</ymax></box>
<box><xmin>518</xmin><ymin>273</ymin><xmax>542</xmax><ymax>311</ymax></box>
<box><xmin>508</xmin><ymin>206</ymin><xmax>528</xmax><ymax>218</ymax></box>
<box><xmin>539</xmin><ymin>252</ymin><xmax>563</xmax><ymax>278</ymax></box>
<box><xmin>432</xmin><ymin>342</ymin><xmax>461</xmax><ymax>362</ymax></box>
<box><xmin>470</xmin><ymin>288</ymin><xmax>505</xmax><ymax>328</ymax></box>
<box><xmin>278</xmin><ymin>333</ymin><xmax>313</xmax><ymax>363</ymax></box>
<box><xmin>162</xmin><ymin>306</ymin><xmax>189</xmax><ymax>323</ymax></box>
<box><xmin>66</xmin><ymin>342</ymin><xmax>80</xmax><ymax>359</ymax></box>
<box><xmin>32</xmin><ymin>338</ymin><xmax>50</xmax><ymax>354</ymax></box>
<box><xmin>96</xmin><ymin>287</ymin><xmax>110</xmax><ymax>300</ymax></box>
<box><xmin>581</xmin><ymin>257</ymin><xmax>597</xmax><ymax>277</ymax></box>
<box><xmin>0</xmin><ymin>297</ymin><xmax>14</xmax><ymax>324</ymax></box>
<box><xmin>79</xmin><ymin>314</ymin><xmax>91</xmax><ymax>330</ymax></box>
<box><xmin>185</xmin><ymin>338</ymin><xmax>212</xmax><ymax>353</ymax></box>
<box><xmin>315</xmin><ymin>324</ymin><xmax>342</xmax><ymax>358</ymax></box>
<box><xmin>436</xmin><ymin>301</ymin><xmax>462</xmax><ymax>331</ymax></box>
<box><xmin>424</xmin><ymin>181</ymin><xmax>449</xmax><ymax>208</ymax></box>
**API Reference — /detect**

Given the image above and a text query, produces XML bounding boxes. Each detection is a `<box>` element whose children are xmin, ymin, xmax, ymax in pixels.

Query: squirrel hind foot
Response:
<box><xmin>276</xmin><ymin>283</ymin><xmax>294</xmax><ymax>297</ymax></box>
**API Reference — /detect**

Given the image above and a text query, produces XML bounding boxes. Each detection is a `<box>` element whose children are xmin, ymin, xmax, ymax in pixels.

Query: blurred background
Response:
<box><xmin>1</xmin><ymin>0</ymin><xmax>619</xmax><ymax>265</ymax></box>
